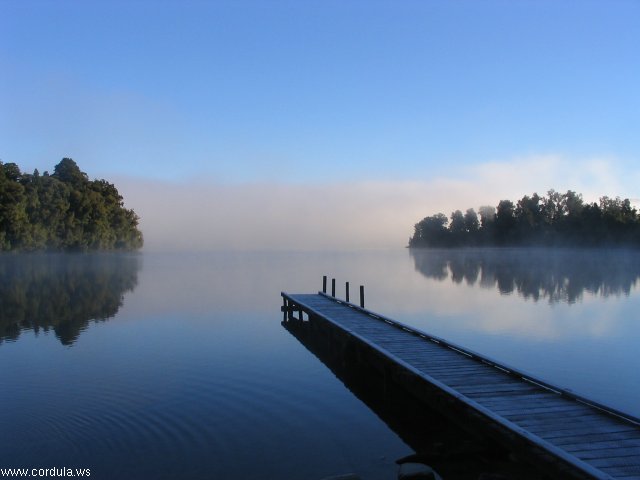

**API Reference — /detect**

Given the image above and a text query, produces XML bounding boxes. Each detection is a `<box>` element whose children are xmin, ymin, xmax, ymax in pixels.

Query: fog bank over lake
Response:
<box><xmin>115</xmin><ymin>155</ymin><xmax>635</xmax><ymax>251</ymax></box>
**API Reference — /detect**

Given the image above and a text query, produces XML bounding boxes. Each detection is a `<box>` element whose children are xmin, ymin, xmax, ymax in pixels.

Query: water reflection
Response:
<box><xmin>0</xmin><ymin>253</ymin><xmax>141</xmax><ymax>345</ymax></box>
<box><xmin>410</xmin><ymin>248</ymin><xmax>640</xmax><ymax>303</ymax></box>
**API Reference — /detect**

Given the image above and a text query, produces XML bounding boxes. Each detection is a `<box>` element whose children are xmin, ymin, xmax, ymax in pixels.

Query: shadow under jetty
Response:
<box><xmin>282</xmin><ymin>314</ymin><xmax>549</xmax><ymax>480</ymax></box>
<box><xmin>410</xmin><ymin>247</ymin><xmax>640</xmax><ymax>303</ymax></box>
<box><xmin>0</xmin><ymin>253</ymin><xmax>141</xmax><ymax>346</ymax></box>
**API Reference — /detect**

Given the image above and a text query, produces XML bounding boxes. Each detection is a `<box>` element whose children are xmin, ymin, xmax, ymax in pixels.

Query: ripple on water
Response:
<box><xmin>2</xmin><ymin>320</ymin><xmax>405</xmax><ymax>480</ymax></box>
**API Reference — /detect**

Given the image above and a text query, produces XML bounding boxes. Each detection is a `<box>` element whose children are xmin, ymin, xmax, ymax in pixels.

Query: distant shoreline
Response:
<box><xmin>409</xmin><ymin>189</ymin><xmax>640</xmax><ymax>249</ymax></box>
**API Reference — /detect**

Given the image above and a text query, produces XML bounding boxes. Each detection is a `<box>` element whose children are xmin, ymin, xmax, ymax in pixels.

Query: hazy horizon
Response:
<box><xmin>115</xmin><ymin>154</ymin><xmax>638</xmax><ymax>251</ymax></box>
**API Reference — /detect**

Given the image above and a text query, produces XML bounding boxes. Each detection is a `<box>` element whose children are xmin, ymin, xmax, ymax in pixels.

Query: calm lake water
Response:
<box><xmin>1</xmin><ymin>249</ymin><xmax>639</xmax><ymax>479</ymax></box>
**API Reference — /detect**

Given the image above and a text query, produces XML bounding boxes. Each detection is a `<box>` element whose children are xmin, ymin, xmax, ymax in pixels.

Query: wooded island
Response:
<box><xmin>0</xmin><ymin>158</ymin><xmax>143</xmax><ymax>251</ymax></box>
<box><xmin>409</xmin><ymin>190</ymin><xmax>640</xmax><ymax>248</ymax></box>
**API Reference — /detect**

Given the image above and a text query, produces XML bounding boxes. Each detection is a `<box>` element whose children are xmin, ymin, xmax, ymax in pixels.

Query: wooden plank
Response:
<box><xmin>428</xmin><ymin>373</ymin><xmax>518</xmax><ymax>387</ymax></box>
<box><xmin>504</xmin><ymin>408</ymin><xmax>609</xmax><ymax>424</ymax></box>
<box><xmin>478</xmin><ymin>394</ymin><xmax>582</xmax><ymax>410</ymax></box>
<box><xmin>523</xmin><ymin>417</ymin><xmax>632</xmax><ymax>435</ymax></box>
<box><xmin>443</xmin><ymin>376</ymin><xmax>529</xmax><ymax>388</ymax></box>
<box><xmin>532</xmin><ymin>423</ymin><xmax>639</xmax><ymax>439</ymax></box>
<box><xmin>381</xmin><ymin>340</ymin><xmax>461</xmax><ymax>350</ymax></box>
<box><xmin>371</xmin><ymin>342</ymin><xmax>431</xmax><ymax>351</ymax></box>
<box><xmin>369</xmin><ymin>332</ymin><xmax>432</xmax><ymax>341</ymax></box>
<box><xmin>551</xmin><ymin>430</ymin><xmax>640</xmax><ymax>447</ymax></box>
<box><xmin>392</xmin><ymin>342</ymin><xmax>468</xmax><ymax>352</ymax></box>
<box><xmin>598</xmin><ymin>465</ymin><xmax>640</xmax><ymax>477</ymax></box>
<box><xmin>563</xmin><ymin>439</ymin><xmax>640</xmax><ymax>453</ymax></box>
<box><xmin>489</xmin><ymin>403</ymin><xmax>588</xmax><ymax>417</ymax></box>
<box><xmin>352</xmin><ymin>325</ymin><xmax>406</xmax><ymax>334</ymax></box>
<box><xmin>399</xmin><ymin>362</ymin><xmax>480</xmax><ymax>372</ymax></box>
<box><xmin>588</xmin><ymin>456</ymin><xmax>640</xmax><ymax>468</ymax></box>
<box><xmin>426</xmin><ymin>369</ymin><xmax>504</xmax><ymax>380</ymax></box>
<box><xmin>456</xmin><ymin>383</ymin><xmax>541</xmax><ymax>395</ymax></box>
<box><xmin>403</xmin><ymin>358</ymin><xmax>486</xmax><ymax>370</ymax></box>
<box><xmin>412</xmin><ymin>357</ymin><xmax>488</xmax><ymax>367</ymax></box>
<box><xmin>472</xmin><ymin>392</ymin><xmax>559</xmax><ymax>406</ymax></box>
<box><xmin>368</xmin><ymin>338</ymin><xmax>423</xmax><ymax>349</ymax></box>
<box><xmin>396</xmin><ymin>360</ymin><xmax>482</xmax><ymax>371</ymax></box>
<box><xmin>463</xmin><ymin>386</ymin><xmax>545</xmax><ymax>399</ymax></box>
<box><xmin>402</xmin><ymin>350</ymin><xmax>476</xmax><ymax>361</ymax></box>
<box><xmin>573</xmin><ymin>446</ymin><xmax>640</xmax><ymax>460</ymax></box>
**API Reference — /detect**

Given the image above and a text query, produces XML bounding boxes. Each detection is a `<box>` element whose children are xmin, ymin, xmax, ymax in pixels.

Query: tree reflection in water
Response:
<box><xmin>0</xmin><ymin>253</ymin><xmax>140</xmax><ymax>345</ymax></box>
<box><xmin>410</xmin><ymin>248</ymin><xmax>640</xmax><ymax>304</ymax></box>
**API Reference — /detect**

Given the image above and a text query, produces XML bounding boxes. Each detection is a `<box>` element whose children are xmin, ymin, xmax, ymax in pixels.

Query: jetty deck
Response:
<box><xmin>281</xmin><ymin>290</ymin><xmax>640</xmax><ymax>480</ymax></box>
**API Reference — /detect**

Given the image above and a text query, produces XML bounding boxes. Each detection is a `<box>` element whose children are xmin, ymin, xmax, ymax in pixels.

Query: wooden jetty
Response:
<box><xmin>281</xmin><ymin>281</ymin><xmax>640</xmax><ymax>480</ymax></box>
<box><xmin>283</xmin><ymin>312</ymin><xmax>546</xmax><ymax>479</ymax></box>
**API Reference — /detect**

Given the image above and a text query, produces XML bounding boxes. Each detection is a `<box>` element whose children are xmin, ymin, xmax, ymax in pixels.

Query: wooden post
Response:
<box><xmin>322</xmin><ymin>276</ymin><xmax>327</xmax><ymax>293</ymax></box>
<box><xmin>346</xmin><ymin>282</ymin><xmax>350</xmax><ymax>302</ymax></box>
<box><xmin>360</xmin><ymin>285</ymin><xmax>365</xmax><ymax>308</ymax></box>
<box><xmin>331</xmin><ymin>278</ymin><xmax>336</xmax><ymax>297</ymax></box>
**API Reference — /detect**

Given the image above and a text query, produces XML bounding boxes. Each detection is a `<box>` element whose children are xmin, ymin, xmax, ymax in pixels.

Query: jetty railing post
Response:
<box><xmin>322</xmin><ymin>276</ymin><xmax>327</xmax><ymax>293</ymax></box>
<box><xmin>346</xmin><ymin>282</ymin><xmax>350</xmax><ymax>302</ymax></box>
<box><xmin>331</xmin><ymin>278</ymin><xmax>336</xmax><ymax>297</ymax></box>
<box><xmin>282</xmin><ymin>297</ymin><xmax>287</xmax><ymax>321</ymax></box>
<box><xmin>359</xmin><ymin>285</ymin><xmax>365</xmax><ymax>308</ymax></box>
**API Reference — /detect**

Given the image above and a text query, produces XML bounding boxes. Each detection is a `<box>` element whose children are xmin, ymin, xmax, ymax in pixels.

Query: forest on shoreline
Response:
<box><xmin>409</xmin><ymin>190</ymin><xmax>640</xmax><ymax>248</ymax></box>
<box><xmin>0</xmin><ymin>158</ymin><xmax>143</xmax><ymax>251</ymax></box>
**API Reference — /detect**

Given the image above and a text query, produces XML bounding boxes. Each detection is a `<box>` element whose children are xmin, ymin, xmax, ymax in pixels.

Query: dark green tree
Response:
<box><xmin>464</xmin><ymin>208</ymin><xmax>480</xmax><ymax>233</ymax></box>
<box><xmin>410</xmin><ymin>213</ymin><xmax>449</xmax><ymax>247</ymax></box>
<box><xmin>52</xmin><ymin>158</ymin><xmax>88</xmax><ymax>185</ymax></box>
<box><xmin>0</xmin><ymin>163</ymin><xmax>29</xmax><ymax>249</ymax></box>
<box><xmin>449</xmin><ymin>210</ymin><xmax>466</xmax><ymax>246</ymax></box>
<box><xmin>0</xmin><ymin>159</ymin><xmax>143</xmax><ymax>251</ymax></box>
<box><xmin>495</xmin><ymin>200</ymin><xmax>516</xmax><ymax>244</ymax></box>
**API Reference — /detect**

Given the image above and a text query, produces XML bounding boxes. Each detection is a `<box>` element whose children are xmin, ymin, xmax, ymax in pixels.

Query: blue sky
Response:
<box><xmin>1</xmin><ymin>1</ymin><xmax>639</xmax><ymax>249</ymax></box>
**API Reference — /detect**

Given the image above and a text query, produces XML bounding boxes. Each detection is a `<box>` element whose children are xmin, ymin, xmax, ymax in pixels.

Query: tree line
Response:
<box><xmin>409</xmin><ymin>190</ymin><xmax>640</xmax><ymax>248</ymax></box>
<box><xmin>0</xmin><ymin>158</ymin><xmax>143</xmax><ymax>251</ymax></box>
